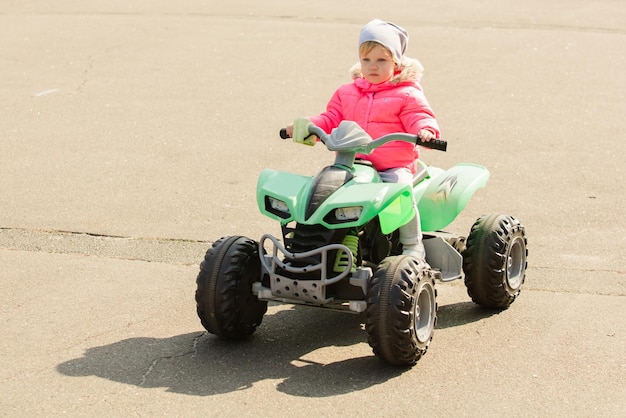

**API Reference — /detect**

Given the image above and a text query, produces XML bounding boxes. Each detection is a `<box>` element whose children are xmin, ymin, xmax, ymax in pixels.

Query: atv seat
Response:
<box><xmin>356</xmin><ymin>158</ymin><xmax>428</xmax><ymax>186</ymax></box>
<box><xmin>355</xmin><ymin>158</ymin><xmax>373</xmax><ymax>167</ymax></box>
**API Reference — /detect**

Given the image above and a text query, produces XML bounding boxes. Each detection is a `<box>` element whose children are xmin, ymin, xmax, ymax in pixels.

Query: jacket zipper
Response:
<box><xmin>364</xmin><ymin>92</ymin><xmax>375</xmax><ymax>131</ymax></box>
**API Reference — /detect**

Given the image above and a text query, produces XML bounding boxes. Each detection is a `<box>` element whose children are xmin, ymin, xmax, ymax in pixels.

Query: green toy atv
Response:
<box><xmin>195</xmin><ymin>120</ymin><xmax>528</xmax><ymax>366</ymax></box>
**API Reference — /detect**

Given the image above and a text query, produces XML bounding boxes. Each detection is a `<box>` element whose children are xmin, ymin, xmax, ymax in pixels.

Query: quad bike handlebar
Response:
<box><xmin>279</xmin><ymin>126</ymin><xmax>447</xmax><ymax>152</ymax></box>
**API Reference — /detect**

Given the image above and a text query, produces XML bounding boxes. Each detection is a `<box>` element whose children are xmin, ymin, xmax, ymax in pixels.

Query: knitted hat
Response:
<box><xmin>358</xmin><ymin>19</ymin><xmax>409</xmax><ymax>63</ymax></box>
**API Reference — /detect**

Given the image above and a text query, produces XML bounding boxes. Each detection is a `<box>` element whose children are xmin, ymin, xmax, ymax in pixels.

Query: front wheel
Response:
<box><xmin>463</xmin><ymin>214</ymin><xmax>528</xmax><ymax>309</ymax></box>
<box><xmin>365</xmin><ymin>256</ymin><xmax>437</xmax><ymax>366</ymax></box>
<box><xmin>195</xmin><ymin>236</ymin><xmax>268</xmax><ymax>340</ymax></box>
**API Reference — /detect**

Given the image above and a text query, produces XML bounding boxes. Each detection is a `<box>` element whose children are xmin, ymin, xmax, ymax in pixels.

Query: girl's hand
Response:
<box><xmin>418</xmin><ymin>129</ymin><xmax>435</xmax><ymax>142</ymax></box>
<box><xmin>285</xmin><ymin>124</ymin><xmax>294</xmax><ymax>138</ymax></box>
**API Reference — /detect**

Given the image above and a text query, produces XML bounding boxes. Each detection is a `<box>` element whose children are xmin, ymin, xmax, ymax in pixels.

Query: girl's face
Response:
<box><xmin>359</xmin><ymin>44</ymin><xmax>396</xmax><ymax>84</ymax></box>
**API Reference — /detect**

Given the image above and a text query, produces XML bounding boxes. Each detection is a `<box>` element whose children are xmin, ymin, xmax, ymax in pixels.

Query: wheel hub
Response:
<box><xmin>414</xmin><ymin>281</ymin><xmax>436</xmax><ymax>344</ymax></box>
<box><xmin>506</xmin><ymin>236</ymin><xmax>526</xmax><ymax>290</ymax></box>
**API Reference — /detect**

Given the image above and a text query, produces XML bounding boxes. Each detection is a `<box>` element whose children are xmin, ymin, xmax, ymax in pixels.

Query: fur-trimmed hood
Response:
<box><xmin>349</xmin><ymin>56</ymin><xmax>424</xmax><ymax>84</ymax></box>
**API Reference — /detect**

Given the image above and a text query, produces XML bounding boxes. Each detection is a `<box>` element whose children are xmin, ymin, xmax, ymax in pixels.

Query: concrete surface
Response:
<box><xmin>1</xmin><ymin>1</ymin><xmax>624</xmax><ymax>416</ymax></box>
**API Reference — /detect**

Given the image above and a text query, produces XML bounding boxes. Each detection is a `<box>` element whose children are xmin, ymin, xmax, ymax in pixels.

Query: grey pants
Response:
<box><xmin>379</xmin><ymin>167</ymin><xmax>421</xmax><ymax>246</ymax></box>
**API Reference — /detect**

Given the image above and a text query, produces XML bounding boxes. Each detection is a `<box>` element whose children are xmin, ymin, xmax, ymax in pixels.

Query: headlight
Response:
<box><xmin>268</xmin><ymin>197</ymin><xmax>290</xmax><ymax>214</ymax></box>
<box><xmin>335</xmin><ymin>206</ymin><xmax>363</xmax><ymax>221</ymax></box>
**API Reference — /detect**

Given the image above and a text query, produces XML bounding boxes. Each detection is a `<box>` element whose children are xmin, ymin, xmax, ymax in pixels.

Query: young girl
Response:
<box><xmin>285</xmin><ymin>19</ymin><xmax>440</xmax><ymax>260</ymax></box>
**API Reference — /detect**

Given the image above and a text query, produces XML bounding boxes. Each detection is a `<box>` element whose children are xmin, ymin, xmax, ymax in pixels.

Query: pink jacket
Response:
<box><xmin>309</xmin><ymin>57</ymin><xmax>439</xmax><ymax>172</ymax></box>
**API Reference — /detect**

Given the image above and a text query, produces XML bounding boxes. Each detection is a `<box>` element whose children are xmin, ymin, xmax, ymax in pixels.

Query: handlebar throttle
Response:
<box><xmin>416</xmin><ymin>136</ymin><xmax>447</xmax><ymax>152</ymax></box>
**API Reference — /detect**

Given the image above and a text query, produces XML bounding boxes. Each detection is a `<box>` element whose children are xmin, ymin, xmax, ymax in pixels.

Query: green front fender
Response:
<box><xmin>417</xmin><ymin>163</ymin><xmax>490</xmax><ymax>232</ymax></box>
<box><xmin>257</xmin><ymin>168</ymin><xmax>414</xmax><ymax>232</ymax></box>
<box><xmin>257</xmin><ymin>169</ymin><xmax>311</xmax><ymax>222</ymax></box>
<box><xmin>318</xmin><ymin>182</ymin><xmax>415</xmax><ymax>233</ymax></box>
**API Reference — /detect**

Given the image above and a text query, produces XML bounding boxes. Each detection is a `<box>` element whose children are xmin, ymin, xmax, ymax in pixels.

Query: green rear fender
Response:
<box><xmin>417</xmin><ymin>163</ymin><xmax>490</xmax><ymax>232</ymax></box>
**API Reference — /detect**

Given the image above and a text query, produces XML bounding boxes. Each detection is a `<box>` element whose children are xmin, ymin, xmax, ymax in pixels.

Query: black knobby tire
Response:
<box><xmin>365</xmin><ymin>255</ymin><xmax>437</xmax><ymax>366</ymax></box>
<box><xmin>195</xmin><ymin>236</ymin><xmax>267</xmax><ymax>340</ymax></box>
<box><xmin>463</xmin><ymin>214</ymin><xmax>528</xmax><ymax>309</ymax></box>
<box><xmin>447</xmin><ymin>236</ymin><xmax>467</xmax><ymax>254</ymax></box>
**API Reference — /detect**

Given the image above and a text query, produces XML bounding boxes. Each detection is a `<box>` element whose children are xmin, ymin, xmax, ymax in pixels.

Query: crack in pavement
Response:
<box><xmin>0</xmin><ymin>227</ymin><xmax>210</xmax><ymax>265</ymax></box>
<box><xmin>2</xmin><ymin>227</ymin><xmax>624</xmax><ymax>278</ymax></box>
<box><xmin>138</xmin><ymin>332</ymin><xmax>206</xmax><ymax>387</ymax></box>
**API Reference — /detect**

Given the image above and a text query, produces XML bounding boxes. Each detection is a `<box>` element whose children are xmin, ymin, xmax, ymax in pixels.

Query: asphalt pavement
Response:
<box><xmin>1</xmin><ymin>1</ymin><xmax>625</xmax><ymax>416</ymax></box>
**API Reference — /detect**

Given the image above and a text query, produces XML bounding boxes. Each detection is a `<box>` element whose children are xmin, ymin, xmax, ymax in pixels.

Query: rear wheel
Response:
<box><xmin>463</xmin><ymin>214</ymin><xmax>528</xmax><ymax>308</ymax></box>
<box><xmin>195</xmin><ymin>236</ymin><xmax>267</xmax><ymax>339</ymax></box>
<box><xmin>446</xmin><ymin>236</ymin><xmax>467</xmax><ymax>254</ymax></box>
<box><xmin>365</xmin><ymin>256</ymin><xmax>437</xmax><ymax>366</ymax></box>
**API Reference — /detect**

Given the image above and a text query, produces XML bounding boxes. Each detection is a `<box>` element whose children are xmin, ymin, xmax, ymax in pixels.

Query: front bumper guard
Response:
<box><xmin>258</xmin><ymin>233</ymin><xmax>358</xmax><ymax>305</ymax></box>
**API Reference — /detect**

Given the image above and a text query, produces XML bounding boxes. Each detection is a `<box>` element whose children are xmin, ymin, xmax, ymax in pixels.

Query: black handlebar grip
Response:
<box><xmin>279</xmin><ymin>128</ymin><xmax>289</xmax><ymax>139</ymax></box>
<box><xmin>417</xmin><ymin>136</ymin><xmax>447</xmax><ymax>152</ymax></box>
